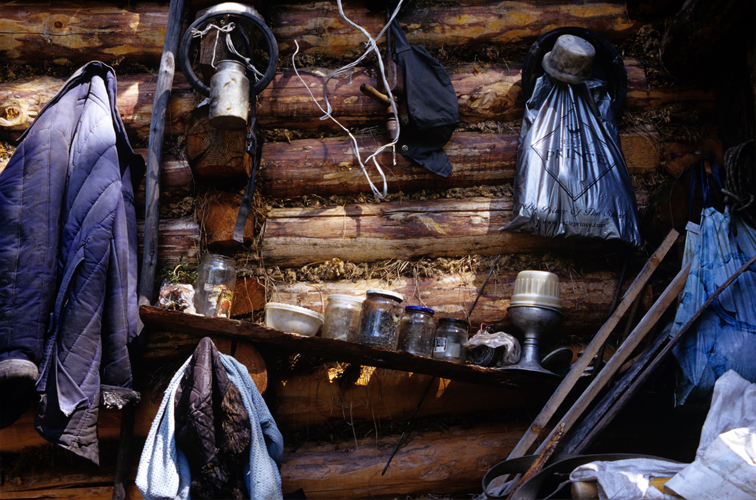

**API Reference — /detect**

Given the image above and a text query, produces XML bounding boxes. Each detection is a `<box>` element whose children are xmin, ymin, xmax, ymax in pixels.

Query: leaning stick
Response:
<box><xmin>533</xmin><ymin>258</ymin><xmax>692</xmax><ymax>455</ymax></box>
<box><xmin>507</xmin><ymin>229</ymin><xmax>679</xmax><ymax>460</ymax></box>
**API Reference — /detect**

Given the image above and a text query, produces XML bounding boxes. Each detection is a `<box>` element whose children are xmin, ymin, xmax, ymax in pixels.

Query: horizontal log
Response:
<box><xmin>0</xmin><ymin>2</ymin><xmax>168</xmax><ymax>65</ymax></box>
<box><xmin>0</xmin><ymin>0</ymin><xmax>638</xmax><ymax>65</ymax></box>
<box><xmin>271</xmin><ymin>0</ymin><xmax>641</xmax><ymax>58</ymax></box>
<box><xmin>196</xmin><ymin>191</ymin><xmax>256</xmax><ymax>248</ymax></box>
<box><xmin>266</xmin><ymin>269</ymin><xmax>628</xmax><ymax>337</ymax></box>
<box><xmin>274</xmin><ymin>366</ymin><xmax>550</xmax><ymax>431</ymax></box>
<box><xmin>280</xmin><ymin>422</ymin><xmax>528</xmax><ymax>499</ymax></box>
<box><xmin>257</xmin><ymin>60</ymin><xmax>715</xmax><ymax>130</ymax></box>
<box><xmin>137</xmin><ymin>216</ymin><xmax>200</xmax><ymax>267</ymax></box>
<box><xmin>258</xmin><ymin>131</ymin><xmax>659</xmax><ymax>197</ymax></box>
<box><xmin>133</xmin><ymin>152</ymin><xmax>194</xmax><ymax>206</ymax></box>
<box><xmin>259</xmin><ymin>197</ymin><xmax>649</xmax><ymax>266</ymax></box>
<box><xmin>0</xmin><ymin>74</ymin><xmax>194</xmax><ymax>140</ymax></box>
<box><xmin>0</xmin><ymin>61</ymin><xmax>714</xmax><ymax>141</ymax></box>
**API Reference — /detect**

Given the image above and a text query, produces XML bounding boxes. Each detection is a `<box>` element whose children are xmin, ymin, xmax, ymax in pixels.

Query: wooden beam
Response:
<box><xmin>136</xmin><ymin>216</ymin><xmax>200</xmax><ymax>267</ymax></box>
<box><xmin>259</xmin><ymin>197</ymin><xmax>649</xmax><ymax>266</ymax></box>
<box><xmin>279</xmin><ymin>422</ymin><xmax>529</xmax><ymax>500</ymax></box>
<box><xmin>0</xmin><ymin>1</ymin><xmax>640</xmax><ymax>65</ymax></box>
<box><xmin>271</xmin><ymin>0</ymin><xmax>641</xmax><ymax>58</ymax></box>
<box><xmin>0</xmin><ymin>61</ymin><xmax>714</xmax><ymax>140</ymax></box>
<box><xmin>139</xmin><ymin>305</ymin><xmax>563</xmax><ymax>389</ymax></box>
<box><xmin>257</xmin><ymin>131</ymin><xmax>659</xmax><ymax>198</ymax></box>
<box><xmin>0</xmin><ymin>74</ymin><xmax>194</xmax><ymax>140</ymax></box>
<box><xmin>274</xmin><ymin>366</ymin><xmax>549</xmax><ymax>431</ymax></box>
<box><xmin>0</xmin><ymin>2</ymin><xmax>168</xmax><ymax>65</ymax></box>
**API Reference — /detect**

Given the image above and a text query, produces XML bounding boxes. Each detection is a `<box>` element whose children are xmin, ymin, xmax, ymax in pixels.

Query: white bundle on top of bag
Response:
<box><xmin>503</xmin><ymin>33</ymin><xmax>642</xmax><ymax>248</ymax></box>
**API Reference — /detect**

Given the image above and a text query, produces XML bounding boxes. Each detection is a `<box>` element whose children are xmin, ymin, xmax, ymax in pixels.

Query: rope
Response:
<box><xmin>290</xmin><ymin>0</ymin><xmax>405</xmax><ymax>199</ymax></box>
<box><xmin>722</xmin><ymin>140</ymin><xmax>756</xmax><ymax>228</ymax></box>
<box><xmin>191</xmin><ymin>22</ymin><xmax>263</xmax><ymax>81</ymax></box>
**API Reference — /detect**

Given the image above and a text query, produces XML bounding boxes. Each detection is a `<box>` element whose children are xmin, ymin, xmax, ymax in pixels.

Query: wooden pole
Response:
<box><xmin>532</xmin><ymin>259</ymin><xmax>692</xmax><ymax>455</ymax></box>
<box><xmin>116</xmin><ymin>1</ymin><xmax>185</xmax><ymax>500</ymax></box>
<box><xmin>138</xmin><ymin>0</ymin><xmax>186</xmax><ymax>308</ymax></box>
<box><xmin>569</xmin><ymin>252</ymin><xmax>756</xmax><ymax>454</ymax></box>
<box><xmin>506</xmin><ymin>229</ymin><xmax>678</xmax><ymax>460</ymax></box>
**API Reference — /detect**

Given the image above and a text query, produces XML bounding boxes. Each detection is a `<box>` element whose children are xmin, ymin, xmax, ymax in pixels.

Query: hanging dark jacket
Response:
<box><xmin>0</xmin><ymin>62</ymin><xmax>144</xmax><ymax>463</ymax></box>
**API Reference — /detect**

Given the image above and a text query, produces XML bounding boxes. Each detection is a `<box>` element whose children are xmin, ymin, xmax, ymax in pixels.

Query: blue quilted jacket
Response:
<box><xmin>0</xmin><ymin>62</ymin><xmax>144</xmax><ymax>463</ymax></box>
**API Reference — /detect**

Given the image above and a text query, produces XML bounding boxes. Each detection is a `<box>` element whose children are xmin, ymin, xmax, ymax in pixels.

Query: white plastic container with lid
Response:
<box><xmin>322</xmin><ymin>294</ymin><xmax>365</xmax><ymax>342</ymax></box>
<box><xmin>357</xmin><ymin>289</ymin><xmax>404</xmax><ymax>350</ymax></box>
<box><xmin>265</xmin><ymin>302</ymin><xmax>324</xmax><ymax>337</ymax></box>
<box><xmin>508</xmin><ymin>270</ymin><xmax>562</xmax><ymax>310</ymax></box>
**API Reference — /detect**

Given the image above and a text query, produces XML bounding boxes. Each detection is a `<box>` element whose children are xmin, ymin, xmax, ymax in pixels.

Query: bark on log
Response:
<box><xmin>660</xmin><ymin>0</ymin><xmax>752</xmax><ymax>80</ymax></box>
<box><xmin>0</xmin><ymin>2</ymin><xmax>169</xmax><ymax>65</ymax></box>
<box><xmin>258</xmin><ymin>131</ymin><xmax>659</xmax><ymax>198</ymax></box>
<box><xmin>0</xmin><ymin>1</ymin><xmax>639</xmax><ymax>64</ymax></box>
<box><xmin>279</xmin><ymin>422</ymin><xmax>529</xmax><ymax>499</ymax></box>
<box><xmin>259</xmin><ymin>197</ymin><xmax>649</xmax><ymax>266</ymax></box>
<box><xmin>137</xmin><ymin>216</ymin><xmax>200</xmax><ymax>266</ymax></box>
<box><xmin>258</xmin><ymin>61</ymin><xmax>715</xmax><ymax>131</ymax></box>
<box><xmin>0</xmin><ymin>74</ymin><xmax>194</xmax><ymax>140</ymax></box>
<box><xmin>185</xmin><ymin>106</ymin><xmax>252</xmax><ymax>180</ymax></box>
<box><xmin>0</xmin><ymin>62</ymin><xmax>714</xmax><ymax>140</ymax></box>
<box><xmin>271</xmin><ymin>0</ymin><xmax>641</xmax><ymax>58</ymax></box>
<box><xmin>267</xmin><ymin>268</ymin><xmax>630</xmax><ymax>336</ymax></box>
<box><xmin>274</xmin><ymin>366</ymin><xmax>548</xmax><ymax>431</ymax></box>
<box><xmin>196</xmin><ymin>191</ymin><xmax>256</xmax><ymax>248</ymax></box>
<box><xmin>133</xmin><ymin>152</ymin><xmax>194</xmax><ymax>207</ymax></box>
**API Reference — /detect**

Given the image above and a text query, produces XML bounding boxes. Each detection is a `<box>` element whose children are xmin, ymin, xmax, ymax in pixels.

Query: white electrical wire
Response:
<box><xmin>191</xmin><ymin>22</ymin><xmax>264</xmax><ymax>81</ymax></box>
<box><xmin>291</xmin><ymin>0</ymin><xmax>405</xmax><ymax>199</ymax></box>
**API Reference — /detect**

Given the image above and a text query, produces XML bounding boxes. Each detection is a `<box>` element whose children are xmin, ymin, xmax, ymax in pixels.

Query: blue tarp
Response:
<box><xmin>672</xmin><ymin>207</ymin><xmax>756</xmax><ymax>406</ymax></box>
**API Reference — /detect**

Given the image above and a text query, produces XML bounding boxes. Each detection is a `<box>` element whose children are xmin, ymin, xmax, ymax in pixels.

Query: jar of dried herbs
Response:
<box><xmin>397</xmin><ymin>306</ymin><xmax>436</xmax><ymax>357</ymax></box>
<box><xmin>357</xmin><ymin>289</ymin><xmax>404</xmax><ymax>350</ymax></box>
<box><xmin>322</xmin><ymin>294</ymin><xmax>365</xmax><ymax>341</ymax></box>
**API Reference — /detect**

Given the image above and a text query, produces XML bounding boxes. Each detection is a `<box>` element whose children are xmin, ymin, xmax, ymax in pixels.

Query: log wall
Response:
<box><xmin>0</xmin><ymin>0</ymin><xmax>729</xmax><ymax>498</ymax></box>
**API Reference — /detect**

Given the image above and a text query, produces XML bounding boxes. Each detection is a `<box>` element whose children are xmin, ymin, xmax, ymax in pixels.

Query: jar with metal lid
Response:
<box><xmin>194</xmin><ymin>254</ymin><xmax>236</xmax><ymax>318</ymax></box>
<box><xmin>322</xmin><ymin>294</ymin><xmax>365</xmax><ymax>342</ymax></box>
<box><xmin>432</xmin><ymin>318</ymin><xmax>469</xmax><ymax>364</ymax></box>
<box><xmin>397</xmin><ymin>306</ymin><xmax>436</xmax><ymax>357</ymax></box>
<box><xmin>357</xmin><ymin>289</ymin><xmax>404</xmax><ymax>350</ymax></box>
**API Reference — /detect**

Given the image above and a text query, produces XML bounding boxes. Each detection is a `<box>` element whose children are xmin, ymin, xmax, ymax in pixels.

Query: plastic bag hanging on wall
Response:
<box><xmin>502</xmin><ymin>30</ymin><xmax>642</xmax><ymax>248</ymax></box>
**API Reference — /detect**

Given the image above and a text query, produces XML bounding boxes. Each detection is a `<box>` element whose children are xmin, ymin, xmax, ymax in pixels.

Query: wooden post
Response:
<box><xmin>117</xmin><ymin>1</ymin><xmax>186</xmax><ymax>500</ymax></box>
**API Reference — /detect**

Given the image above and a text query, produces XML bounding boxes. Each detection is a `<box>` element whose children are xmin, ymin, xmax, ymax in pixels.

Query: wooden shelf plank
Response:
<box><xmin>140</xmin><ymin>305</ymin><xmax>559</xmax><ymax>389</ymax></box>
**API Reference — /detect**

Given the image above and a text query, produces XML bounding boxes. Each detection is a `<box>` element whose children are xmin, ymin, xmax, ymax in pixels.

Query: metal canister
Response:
<box><xmin>397</xmin><ymin>305</ymin><xmax>436</xmax><ymax>357</ymax></box>
<box><xmin>209</xmin><ymin>60</ymin><xmax>250</xmax><ymax>130</ymax></box>
<box><xmin>357</xmin><ymin>289</ymin><xmax>404</xmax><ymax>350</ymax></box>
<box><xmin>432</xmin><ymin>318</ymin><xmax>469</xmax><ymax>364</ymax></box>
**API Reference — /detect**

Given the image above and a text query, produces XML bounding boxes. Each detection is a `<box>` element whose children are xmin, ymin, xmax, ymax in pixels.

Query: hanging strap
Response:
<box><xmin>687</xmin><ymin>152</ymin><xmax>724</xmax><ymax>221</ymax></box>
<box><xmin>233</xmin><ymin>85</ymin><xmax>258</xmax><ymax>243</ymax></box>
<box><xmin>389</xmin><ymin>19</ymin><xmax>411</xmax><ymax>53</ymax></box>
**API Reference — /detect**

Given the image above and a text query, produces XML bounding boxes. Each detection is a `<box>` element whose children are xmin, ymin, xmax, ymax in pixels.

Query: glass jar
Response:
<box><xmin>322</xmin><ymin>294</ymin><xmax>365</xmax><ymax>341</ymax></box>
<box><xmin>357</xmin><ymin>289</ymin><xmax>404</xmax><ymax>350</ymax></box>
<box><xmin>397</xmin><ymin>306</ymin><xmax>436</xmax><ymax>357</ymax></box>
<box><xmin>432</xmin><ymin>318</ymin><xmax>469</xmax><ymax>364</ymax></box>
<box><xmin>194</xmin><ymin>254</ymin><xmax>236</xmax><ymax>318</ymax></box>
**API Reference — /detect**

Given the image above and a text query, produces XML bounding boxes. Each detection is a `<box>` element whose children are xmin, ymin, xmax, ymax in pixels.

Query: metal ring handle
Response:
<box><xmin>179</xmin><ymin>2</ymin><xmax>279</xmax><ymax>96</ymax></box>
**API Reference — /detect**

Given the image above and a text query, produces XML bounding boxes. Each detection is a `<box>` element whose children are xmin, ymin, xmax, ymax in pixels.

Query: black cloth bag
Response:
<box><xmin>391</xmin><ymin>21</ymin><xmax>459</xmax><ymax>177</ymax></box>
